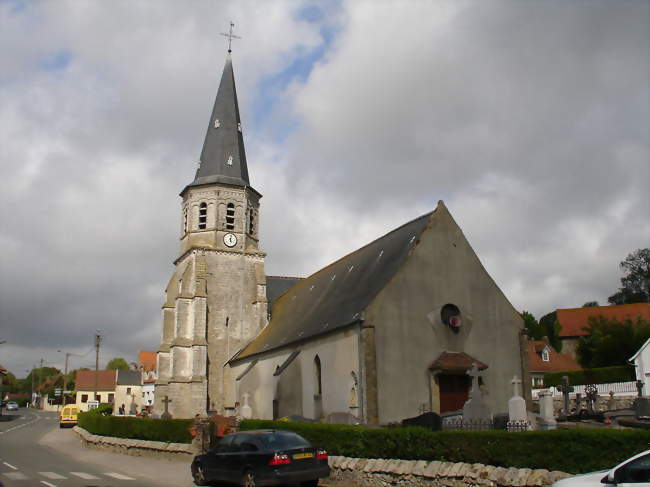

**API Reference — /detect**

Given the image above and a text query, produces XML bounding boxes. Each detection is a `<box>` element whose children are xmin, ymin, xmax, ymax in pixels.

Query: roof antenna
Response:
<box><xmin>220</xmin><ymin>21</ymin><xmax>241</xmax><ymax>54</ymax></box>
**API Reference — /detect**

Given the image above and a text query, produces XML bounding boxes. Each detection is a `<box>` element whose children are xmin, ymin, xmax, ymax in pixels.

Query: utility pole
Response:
<box><xmin>62</xmin><ymin>353</ymin><xmax>70</xmax><ymax>407</ymax></box>
<box><xmin>31</xmin><ymin>366</ymin><xmax>35</xmax><ymax>406</ymax></box>
<box><xmin>94</xmin><ymin>331</ymin><xmax>102</xmax><ymax>403</ymax></box>
<box><xmin>38</xmin><ymin>358</ymin><xmax>44</xmax><ymax>409</ymax></box>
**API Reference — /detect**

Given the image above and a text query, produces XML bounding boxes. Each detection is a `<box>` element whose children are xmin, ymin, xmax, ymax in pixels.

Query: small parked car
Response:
<box><xmin>191</xmin><ymin>429</ymin><xmax>330</xmax><ymax>487</ymax></box>
<box><xmin>553</xmin><ymin>450</ymin><xmax>650</xmax><ymax>487</ymax></box>
<box><xmin>5</xmin><ymin>402</ymin><xmax>19</xmax><ymax>411</ymax></box>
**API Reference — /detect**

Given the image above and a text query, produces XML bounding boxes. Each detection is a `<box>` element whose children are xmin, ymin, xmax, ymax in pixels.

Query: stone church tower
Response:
<box><xmin>154</xmin><ymin>53</ymin><xmax>267</xmax><ymax>418</ymax></box>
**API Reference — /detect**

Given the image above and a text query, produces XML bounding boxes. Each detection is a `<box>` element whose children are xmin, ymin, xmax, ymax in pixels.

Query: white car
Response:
<box><xmin>553</xmin><ymin>450</ymin><xmax>650</xmax><ymax>487</ymax></box>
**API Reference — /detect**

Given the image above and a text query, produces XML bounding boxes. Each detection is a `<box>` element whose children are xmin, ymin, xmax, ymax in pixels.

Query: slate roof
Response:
<box><xmin>75</xmin><ymin>370</ymin><xmax>117</xmax><ymax>391</ymax></box>
<box><xmin>266</xmin><ymin>276</ymin><xmax>303</xmax><ymax>315</ymax></box>
<box><xmin>429</xmin><ymin>351</ymin><xmax>488</xmax><ymax>371</ymax></box>
<box><xmin>116</xmin><ymin>370</ymin><xmax>142</xmax><ymax>386</ymax></box>
<box><xmin>527</xmin><ymin>341</ymin><xmax>581</xmax><ymax>373</ymax></box>
<box><xmin>557</xmin><ymin>303</ymin><xmax>650</xmax><ymax>337</ymax></box>
<box><xmin>184</xmin><ymin>54</ymin><xmax>250</xmax><ymax>193</ymax></box>
<box><xmin>232</xmin><ymin>209</ymin><xmax>436</xmax><ymax>362</ymax></box>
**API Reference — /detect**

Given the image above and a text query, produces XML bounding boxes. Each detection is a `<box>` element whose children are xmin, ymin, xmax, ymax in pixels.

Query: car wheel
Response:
<box><xmin>241</xmin><ymin>470</ymin><xmax>256</xmax><ymax>487</ymax></box>
<box><xmin>192</xmin><ymin>463</ymin><xmax>209</xmax><ymax>486</ymax></box>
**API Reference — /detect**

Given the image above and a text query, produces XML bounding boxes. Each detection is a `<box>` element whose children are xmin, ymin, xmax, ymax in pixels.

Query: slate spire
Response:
<box><xmin>186</xmin><ymin>53</ymin><xmax>250</xmax><ymax>190</ymax></box>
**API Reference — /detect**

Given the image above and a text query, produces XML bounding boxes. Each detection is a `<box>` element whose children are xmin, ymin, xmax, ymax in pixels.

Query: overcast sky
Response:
<box><xmin>1</xmin><ymin>0</ymin><xmax>648</xmax><ymax>377</ymax></box>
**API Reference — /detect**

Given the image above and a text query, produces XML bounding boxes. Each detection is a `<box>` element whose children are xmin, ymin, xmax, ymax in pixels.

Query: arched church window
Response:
<box><xmin>226</xmin><ymin>203</ymin><xmax>235</xmax><ymax>230</ymax></box>
<box><xmin>198</xmin><ymin>202</ymin><xmax>207</xmax><ymax>230</ymax></box>
<box><xmin>248</xmin><ymin>208</ymin><xmax>255</xmax><ymax>235</ymax></box>
<box><xmin>314</xmin><ymin>355</ymin><xmax>322</xmax><ymax>396</ymax></box>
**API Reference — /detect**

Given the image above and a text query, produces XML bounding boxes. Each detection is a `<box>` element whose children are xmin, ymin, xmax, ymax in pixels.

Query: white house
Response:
<box><xmin>629</xmin><ymin>338</ymin><xmax>650</xmax><ymax>394</ymax></box>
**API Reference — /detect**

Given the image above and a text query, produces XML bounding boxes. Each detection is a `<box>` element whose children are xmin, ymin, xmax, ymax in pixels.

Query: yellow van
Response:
<box><xmin>59</xmin><ymin>405</ymin><xmax>78</xmax><ymax>428</ymax></box>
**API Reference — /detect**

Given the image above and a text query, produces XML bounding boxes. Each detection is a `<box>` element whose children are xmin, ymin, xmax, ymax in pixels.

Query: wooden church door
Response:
<box><xmin>438</xmin><ymin>374</ymin><xmax>470</xmax><ymax>413</ymax></box>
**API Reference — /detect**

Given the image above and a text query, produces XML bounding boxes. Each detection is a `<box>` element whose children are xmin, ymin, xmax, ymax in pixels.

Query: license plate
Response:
<box><xmin>293</xmin><ymin>452</ymin><xmax>313</xmax><ymax>460</ymax></box>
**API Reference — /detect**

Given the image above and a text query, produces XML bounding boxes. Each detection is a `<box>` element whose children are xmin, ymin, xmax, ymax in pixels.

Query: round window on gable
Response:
<box><xmin>441</xmin><ymin>304</ymin><xmax>462</xmax><ymax>332</ymax></box>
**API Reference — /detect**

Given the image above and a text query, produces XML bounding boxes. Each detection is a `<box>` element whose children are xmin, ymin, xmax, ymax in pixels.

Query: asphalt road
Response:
<box><xmin>0</xmin><ymin>409</ymin><xmax>194</xmax><ymax>487</ymax></box>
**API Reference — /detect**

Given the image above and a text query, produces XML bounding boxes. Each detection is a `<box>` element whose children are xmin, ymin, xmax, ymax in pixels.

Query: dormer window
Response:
<box><xmin>198</xmin><ymin>202</ymin><xmax>207</xmax><ymax>230</ymax></box>
<box><xmin>541</xmin><ymin>348</ymin><xmax>550</xmax><ymax>362</ymax></box>
<box><xmin>226</xmin><ymin>203</ymin><xmax>235</xmax><ymax>230</ymax></box>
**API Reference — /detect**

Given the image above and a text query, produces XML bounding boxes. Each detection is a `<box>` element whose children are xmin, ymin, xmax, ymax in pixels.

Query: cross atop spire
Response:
<box><xmin>220</xmin><ymin>21</ymin><xmax>241</xmax><ymax>53</ymax></box>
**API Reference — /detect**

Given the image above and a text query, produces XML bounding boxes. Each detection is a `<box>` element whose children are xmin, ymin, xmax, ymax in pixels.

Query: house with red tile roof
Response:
<box><xmin>528</xmin><ymin>340</ymin><xmax>581</xmax><ymax>388</ymax></box>
<box><xmin>74</xmin><ymin>369</ymin><xmax>117</xmax><ymax>411</ymax></box>
<box><xmin>137</xmin><ymin>350</ymin><xmax>157</xmax><ymax>410</ymax></box>
<box><xmin>557</xmin><ymin>303</ymin><xmax>650</xmax><ymax>359</ymax></box>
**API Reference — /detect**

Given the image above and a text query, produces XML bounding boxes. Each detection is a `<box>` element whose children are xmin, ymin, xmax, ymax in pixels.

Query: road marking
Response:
<box><xmin>41</xmin><ymin>482</ymin><xmax>58</xmax><ymax>487</ymax></box>
<box><xmin>39</xmin><ymin>472</ymin><xmax>67</xmax><ymax>479</ymax></box>
<box><xmin>4</xmin><ymin>471</ymin><xmax>28</xmax><ymax>480</ymax></box>
<box><xmin>3</xmin><ymin>461</ymin><xmax>17</xmax><ymax>470</ymax></box>
<box><xmin>0</xmin><ymin>413</ymin><xmax>41</xmax><ymax>434</ymax></box>
<box><xmin>70</xmin><ymin>472</ymin><xmax>100</xmax><ymax>480</ymax></box>
<box><xmin>104</xmin><ymin>472</ymin><xmax>135</xmax><ymax>480</ymax></box>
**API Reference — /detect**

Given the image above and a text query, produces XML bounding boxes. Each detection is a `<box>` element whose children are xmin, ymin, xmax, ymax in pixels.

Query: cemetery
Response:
<box><xmin>74</xmin><ymin>360</ymin><xmax>650</xmax><ymax>486</ymax></box>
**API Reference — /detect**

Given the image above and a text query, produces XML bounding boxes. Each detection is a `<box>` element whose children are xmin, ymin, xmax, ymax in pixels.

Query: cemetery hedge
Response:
<box><xmin>543</xmin><ymin>365</ymin><xmax>635</xmax><ymax>387</ymax></box>
<box><xmin>241</xmin><ymin>420</ymin><xmax>650</xmax><ymax>474</ymax></box>
<box><xmin>77</xmin><ymin>411</ymin><xmax>193</xmax><ymax>443</ymax></box>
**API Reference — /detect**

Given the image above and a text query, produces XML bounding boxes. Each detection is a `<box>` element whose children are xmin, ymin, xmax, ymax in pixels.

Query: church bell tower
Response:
<box><xmin>154</xmin><ymin>49</ymin><xmax>267</xmax><ymax>418</ymax></box>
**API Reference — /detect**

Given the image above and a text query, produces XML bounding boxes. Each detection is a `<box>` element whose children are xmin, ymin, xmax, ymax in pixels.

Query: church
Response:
<box><xmin>154</xmin><ymin>50</ymin><xmax>529</xmax><ymax>425</ymax></box>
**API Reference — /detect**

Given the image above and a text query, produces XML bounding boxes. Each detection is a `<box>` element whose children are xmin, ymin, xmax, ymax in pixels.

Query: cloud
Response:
<box><xmin>0</xmin><ymin>0</ymin><xmax>648</xmax><ymax>375</ymax></box>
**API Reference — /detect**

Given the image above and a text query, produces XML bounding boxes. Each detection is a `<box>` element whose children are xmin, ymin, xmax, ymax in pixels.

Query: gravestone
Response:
<box><xmin>557</xmin><ymin>376</ymin><xmax>574</xmax><ymax>418</ymax></box>
<box><xmin>635</xmin><ymin>397</ymin><xmax>650</xmax><ymax>419</ymax></box>
<box><xmin>585</xmin><ymin>384</ymin><xmax>598</xmax><ymax>413</ymax></box>
<box><xmin>402</xmin><ymin>412</ymin><xmax>442</xmax><ymax>431</ymax></box>
<box><xmin>607</xmin><ymin>391</ymin><xmax>616</xmax><ymax>411</ymax></box>
<box><xmin>462</xmin><ymin>363</ymin><xmax>491</xmax><ymax>424</ymax></box>
<box><xmin>240</xmin><ymin>392</ymin><xmax>252</xmax><ymax>420</ymax></box>
<box><xmin>161</xmin><ymin>395</ymin><xmax>172</xmax><ymax>420</ymax></box>
<box><xmin>507</xmin><ymin>375</ymin><xmax>529</xmax><ymax>431</ymax></box>
<box><xmin>538</xmin><ymin>390</ymin><xmax>557</xmax><ymax>430</ymax></box>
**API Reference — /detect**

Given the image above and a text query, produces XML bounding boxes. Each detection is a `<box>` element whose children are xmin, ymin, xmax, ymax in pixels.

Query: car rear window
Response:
<box><xmin>261</xmin><ymin>432</ymin><xmax>311</xmax><ymax>450</ymax></box>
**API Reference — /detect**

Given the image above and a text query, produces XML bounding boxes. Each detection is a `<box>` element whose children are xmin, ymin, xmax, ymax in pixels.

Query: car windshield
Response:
<box><xmin>260</xmin><ymin>432</ymin><xmax>310</xmax><ymax>450</ymax></box>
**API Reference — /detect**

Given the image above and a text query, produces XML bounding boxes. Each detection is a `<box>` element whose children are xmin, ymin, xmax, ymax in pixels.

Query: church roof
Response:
<box><xmin>266</xmin><ymin>276</ymin><xmax>304</xmax><ymax>315</ymax></box>
<box><xmin>183</xmin><ymin>54</ymin><xmax>250</xmax><ymax>193</ymax></box>
<box><xmin>231</xmin><ymin>207</ymin><xmax>438</xmax><ymax>362</ymax></box>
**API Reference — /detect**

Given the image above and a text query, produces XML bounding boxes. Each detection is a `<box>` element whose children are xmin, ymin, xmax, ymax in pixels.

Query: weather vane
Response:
<box><xmin>220</xmin><ymin>21</ymin><xmax>241</xmax><ymax>53</ymax></box>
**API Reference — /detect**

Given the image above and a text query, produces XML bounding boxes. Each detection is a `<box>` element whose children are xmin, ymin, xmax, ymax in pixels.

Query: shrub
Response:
<box><xmin>78</xmin><ymin>412</ymin><xmax>193</xmax><ymax>443</ymax></box>
<box><xmin>543</xmin><ymin>365</ymin><xmax>635</xmax><ymax>387</ymax></box>
<box><xmin>240</xmin><ymin>420</ymin><xmax>650</xmax><ymax>474</ymax></box>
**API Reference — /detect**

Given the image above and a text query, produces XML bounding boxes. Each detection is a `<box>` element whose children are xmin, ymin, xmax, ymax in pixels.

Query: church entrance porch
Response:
<box><xmin>429</xmin><ymin>351</ymin><xmax>488</xmax><ymax>414</ymax></box>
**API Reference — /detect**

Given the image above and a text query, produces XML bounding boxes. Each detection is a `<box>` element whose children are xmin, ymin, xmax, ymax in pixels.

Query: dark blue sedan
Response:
<box><xmin>191</xmin><ymin>430</ymin><xmax>330</xmax><ymax>487</ymax></box>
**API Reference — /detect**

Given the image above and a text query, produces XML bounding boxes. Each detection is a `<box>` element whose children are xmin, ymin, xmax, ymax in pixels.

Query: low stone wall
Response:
<box><xmin>328</xmin><ymin>456</ymin><xmax>572</xmax><ymax>487</ymax></box>
<box><xmin>73</xmin><ymin>426</ymin><xmax>194</xmax><ymax>461</ymax></box>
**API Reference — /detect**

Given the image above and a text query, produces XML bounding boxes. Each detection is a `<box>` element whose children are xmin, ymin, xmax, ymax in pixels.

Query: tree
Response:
<box><xmin>106</xmin><ymin>358</ymin><xmax>130</xmax><ymax>371</ymax></box>
<box><xmin>608</xmin><ymin>248</ymin><xmax>650</xmax><ymax>305</ymax></box>
<box><xmin>538</xmin><ymin>311</ymin><xmax>563</xmax><ymax>352</ymax></box>
<box><xmin>576</xmin><ymin>316</ymin><xmax>650</xmax><ymax>369</ymax></box>
<box><xmin>521</xmin><ymin>311</ymin><xmax>544</xmax><ymax>340</ymax></box>
<box><xmin>582</xmin><ymin>301</ymin><xmax>599</xmax><ymax>307</ymax></box>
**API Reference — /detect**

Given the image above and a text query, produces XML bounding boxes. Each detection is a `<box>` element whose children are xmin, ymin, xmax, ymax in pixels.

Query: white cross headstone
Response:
<box><xmin>508</xmin><ymin>375</ymin><xmax>528</xmax><ymax>423</ymax></box>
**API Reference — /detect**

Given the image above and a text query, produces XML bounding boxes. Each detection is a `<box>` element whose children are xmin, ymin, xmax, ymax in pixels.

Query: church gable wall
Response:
<box><xmin>367</xmin><ymin>204</ymin><xmax>524</xmax><ymax>424</ymax></box>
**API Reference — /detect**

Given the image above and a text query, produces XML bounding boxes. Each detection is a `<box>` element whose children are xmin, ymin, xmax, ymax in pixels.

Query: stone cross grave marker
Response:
<box><xmin>161</xmin><ymin>395</ymin><xmax>172</xmax><ymax>420</ymax></box>
<box><xmin>557</xmin><ymin>376</ymin><xmax>573</xmax><ymax>418</ymax></box>
<box><xmin>462</xmin><ymin>363</ymin><xmax>491</xmax><ymax>423</ymax></box>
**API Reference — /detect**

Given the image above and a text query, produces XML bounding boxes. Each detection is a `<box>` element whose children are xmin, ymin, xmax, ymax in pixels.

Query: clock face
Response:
<box><xmin>223</xmin><ymin>233</ymin><xmax>237</xmax><ymax>248</ymax></box>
